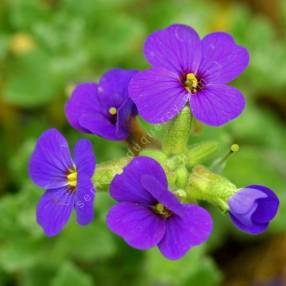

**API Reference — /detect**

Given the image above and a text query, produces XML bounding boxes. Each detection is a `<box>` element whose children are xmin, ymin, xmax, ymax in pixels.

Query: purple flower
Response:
<box><xmin>107</xmin><ymin>156</ymin><xmax>212</xmax><ymax>260</ymax></box>
<box><xmin>129</xmin><ymin>24</ymin><xmax>250</xmax><ymax>126</ymax></box>
<box><xmin>29</xmin><ymin>129</ymin><xmax>96</xmax><ymax>237</ymax></box>
<box><xmin>228</xmin><ymin>185</ymin><xmax>279</xmax><ymax>234</ymax></box>
<box><xmin>65</xmin><ymin>69</ymin><xmax>137</xmax><ymax>141</ymax></box>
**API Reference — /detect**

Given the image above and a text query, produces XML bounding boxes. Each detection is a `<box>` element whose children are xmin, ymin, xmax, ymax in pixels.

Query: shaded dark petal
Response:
<box><xmin>79</xmin><ymin>113</ymin><xmax>128</xmax><ymax>140</ymax></box>
<box><xmin>115</xmin><ymin>98</ymin><xmax>134</xmax><ymax>137</ymax></box>
<box><xmin>65</xmin><ymin>83</ymin><xmax>100</xmax><ymax>133</ymax></box>
<box><xmin>107</xmin><ymin>202</ymin><xmax>166</xmax><ymax>250</ymax></box>
<box><xmin>144</xmin><ymin>24</ymin><xmax>201</xmax><ymax>74</ymax></box>
<box><xmin>110</xmin><ymin>157</ymin><xmax>167</xmax><ymax>205</ymax></box>
<box><xmin>158</xmin><ymin>204</ymin><xmax>213</xmax><ymax>260</ymax></box>
<box><xmin>73</xmin><ymin>139</ymin><xmax>96</xmax><ymax>177</ymax></box>
<box><xmin>199</xmin><ymin>32</ymin><xmax>249</xmax><ymax>84</ymax></box>
<box><xmin>36</xmin><ymin>187</ymin><xmax>74</xmax><ymax>237</ymax></box>
<box><xmin>74</xmin><ymin>173</ymin><xmax>95</xmax><ymax>225</ymax></box>
<box><xmin>141</xmin><ymin>175</ymin><xmax>184</xmax><ymax>216</ymax></box>
<box><xmin>129</xmin><ymin>68</ymin><xmax>189</xmax><ymax>123</ymax></box>
<box><xmin>190</xmin><ymin>84</ymin><xmax>245</xmax><ymax>126</ymax></box>
<box><xmin>29</xmin><ymin>129</ymin><xmax>73</xmax><ymax>189</ymax></box>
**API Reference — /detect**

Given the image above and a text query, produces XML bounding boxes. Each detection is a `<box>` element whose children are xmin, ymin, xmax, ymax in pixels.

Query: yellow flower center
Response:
<box><xmin>184</xmin><ymin>73</ymin><xmax>199</xmax><ymax>93</ymax></box>
<box><xmin>108</xmin><ymin>107</ymin><xmax>117</xmax><ymax>115</ymax></box>
<box><xmin>154</xmin><ymin>203</ymin><xmax>172</xmax><ymax>218</ymax></box>
<box><xmin>67</xmin><ymin>169</ymin><xmax>77</xmax><ymax>189</ymax></box>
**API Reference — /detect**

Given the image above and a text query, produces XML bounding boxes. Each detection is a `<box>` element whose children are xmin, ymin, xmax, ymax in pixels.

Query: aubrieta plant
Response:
<box><xmin>29</xmin><ymin>24</ymin><xmax>279</xmax><ymax>260</ymax></box>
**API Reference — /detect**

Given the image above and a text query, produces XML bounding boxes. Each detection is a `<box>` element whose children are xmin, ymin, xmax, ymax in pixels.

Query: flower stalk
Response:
<box><xmin>162</xmin><ymin>106</ymin><xmax>192</xmax><ymax>155</ymax></box>
<box><xmin>187</xmin><ymin>141</ymin><xmax>219</xmax><ymax>167</ymax></box>
<box><xmin>93</xmin><ymin>157</ymin><xmax>130</xmax><ymax>190</ymax></box>
<box><xmin>186</xmin><ymin>165</ymin><xmax>237</xmax><ymax>212</ymax></box>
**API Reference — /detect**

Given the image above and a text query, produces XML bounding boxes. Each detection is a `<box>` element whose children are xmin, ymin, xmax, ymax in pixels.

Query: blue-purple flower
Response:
<box><xmin>65</xmin><ymin>69</ymin><xmax>137</xmax><ymax>141</ymax></box>
<box><xmin>129</xmin><ymin>24</ymin><xmax>250</xmax><ymax>126</ymax></box>
<box><xmin>228</xmin><ymin>185</ymin><xmax>279</xmax><ymax>234</ymax></box>
<box><xmin>29</xmin><ymin>129</ymin><xmax>96</xmax><ymax>237</ymax></box>
<box><xmin>107</xmin><ymin>156</ymin><xmax>212</xmax><ymax>260</ymax></box>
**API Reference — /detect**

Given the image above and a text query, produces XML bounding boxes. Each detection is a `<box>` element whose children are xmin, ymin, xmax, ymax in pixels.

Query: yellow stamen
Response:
<box><xmin>184</xmin><ymin>73</ymin><xmax>199</xmax><ymax>93</ymax></box>
<box><xmin>154</xmin><ymin>203</ymin><xmax>172</xmax><ymax>218</ymax></box>
<box><xmin>108</xmin><ymin>107</ymin><xmax>117</xmax><ymax>115</ymax></box>
<box><xmin>67</xmin><ymin>169</ymin><xmax>77</xmax><ymax>189</ymax></box>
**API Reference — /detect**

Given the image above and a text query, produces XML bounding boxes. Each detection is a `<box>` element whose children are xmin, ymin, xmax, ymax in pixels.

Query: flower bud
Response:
<box><xmin>228</xmin><ymin>185</ymin><xmax>279</xmax><ymax>234</ymax></box>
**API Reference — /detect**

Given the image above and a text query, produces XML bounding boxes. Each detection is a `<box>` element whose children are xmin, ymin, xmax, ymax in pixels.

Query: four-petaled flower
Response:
<box><xmin>129</xmin><ymin>24</ymin><xmax>250</xmax><ymax>126</ymax></box>
<box><xmin>29</xmin><ymin>128</ymin><xmax>96</xmax><ymax>236</ymax></box>
<box><xmin>107</xmin><ymin>156</ymin><xmax>213</xmax><ymax>260</ymax></box>
<box><xmin>65</xmin><ymin>68</ymin><xmax>137</xmax><ymax>141</ymax></box>
<box><xmin>228</xmin><ymin>185</ymin><xmax>279</xmax><ymax>234</ymax></box>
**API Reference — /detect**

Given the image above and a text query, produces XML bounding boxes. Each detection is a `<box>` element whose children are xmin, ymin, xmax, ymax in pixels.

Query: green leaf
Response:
<box><xmin>51</xmin><ymin>263</ymin><xmax>93</xmax><ymax>286</ymax></box>
<box><xmin>143</xmin><ymin>245</ymin><xmax>221</xmax><ymax>286</ymax></box>
<box><xmin>4</xmin><ymin>50</ymin><xmax>59</xmax><ymax>107</ymax></box>
<box><xmin>183</xmin><ymin>257</ymin><xmax>222</xmax><ymax>286</ymax></box>
<box><xmin>53</xmin><ymin>218</ymin><xmax>116</xmax><ymax>262</ymax></box>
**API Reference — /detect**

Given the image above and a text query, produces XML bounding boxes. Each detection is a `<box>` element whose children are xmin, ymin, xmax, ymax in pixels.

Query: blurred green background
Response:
<box><xmin>0</xmin><ymin>0</ymin><xmax>286</xmax><ymax>285</ymax></box>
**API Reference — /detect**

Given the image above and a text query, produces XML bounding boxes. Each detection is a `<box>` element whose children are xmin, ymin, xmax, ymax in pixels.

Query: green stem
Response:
<box><xmin>162</xmin><ymin>106</ymin><xmax>192</xmax><ymax>155</ymax></box>
<box><xmin>186</xmin><ymin>165</ymin><xmax>237</xmax><ymax>212</ymax></box>
<box><xmin>92</xmin><ymin>157</ymin><xmax>130</xmax><ymax>190</ymax></box>
<box><xmin>187</xmin><ymin>141</ymin><xmax>219</xmax><ymax>168</ymax></box>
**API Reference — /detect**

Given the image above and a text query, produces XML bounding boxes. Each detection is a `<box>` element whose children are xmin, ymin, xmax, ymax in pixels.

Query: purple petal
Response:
<box><xmin>248</xmin><ymin>185</ymin><xmax>279</xmax><ymax>224</ymax></box>
<box><xmin>199</xmin><ymin>32</ymin><xmax>249</xmax><ymax>84</ymax></box>
<box><xmin>129</xmin><ymin>68</ymin><xmax>189</xmax><ymax>123</ymax></box>
<box><xmin>110</xmin><ymin>156</ymin><xmax>167</xmax><ymax>205</ymax></box>
<box><xmin>97</xmin><ymin>69</ymin><xmax>137</xmax><ymax>110</ymax></box>
<box><xmin>36</xmin><ymin>187</ymin><xmax>74</xmax><ymax>237</ymax></box>
<box><xmin>158</xmin><ymin>205</ymin><xmax>213</xmax><ymax>260</ymax></box>
<box><xmin>65</xmin><ymin>83</ymin><xmax>100</xmax><ymax>133</ymax></box>
<box><xmin>115</xmin><ymin>98</ymin><xmax>133</xmax><ymax>136</ymax></box>
<box><xmin>228</xmin><ymin>188</ymin><xmax>267</xmax><ymax>215</ymax></box>
<box><xmin>190</xmin><ymin>84</ymin><xmax>245</xmax><ymax>126</ymax></box>
<box><xmin>141</xmin><ymin>175</ymin><xmax>184</xmax><ymax>216</ymax></box>
<box><xmin>107</xmin><ymin>202</ymin><xmax>166</xmax><ymax>250</ymax></box>
<box><xmin>73</xmin><ymin>139</ymin><xmax>96</xmax><ymax>177</ymax></box>
<box><xmin>75</xmin><ymin>174</ymin><xmax>95</xmax><ymax>225</ymax></box>
<box><xmin>229</xmin><ymin>212</ymin><xmax>269</xmax><ymax>235</ymax></box>
<box><xmin>79</xmin><ymin>113</ymin><xmax>128</xmax><ymax>140</ymax></box>
<box><xmin>144</xmin><ymin>24</ymin><xmax>201</xmax><ymax>74</ymax></box>
<box><xmin>29</xmin><ymin>129</ymin><xmax>73</xmax><ymax>189</ymax></box>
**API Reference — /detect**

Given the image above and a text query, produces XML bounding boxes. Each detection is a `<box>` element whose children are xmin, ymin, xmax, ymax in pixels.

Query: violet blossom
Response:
<box><xmin>65</xmin><ymin>69</ymin><xmax>137</xmax><ymax>140</ymax></box>
<box><xmin>29</xmin><ymin>129</ymin><xmax>96</xmax><ymax>236</ymax></box>
<box><xmin>129</xmin><ymin>24</ymin><xmax>249</xmax><ymax>126</ymax></box>
<box><xmin>107</xmin><ymin>156</ymin><xmax>212</xmax><ymax>260</ymax></box>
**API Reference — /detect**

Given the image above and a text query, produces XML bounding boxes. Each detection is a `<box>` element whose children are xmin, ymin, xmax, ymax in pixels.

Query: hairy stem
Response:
<box><xmin>93</xmin><ymin>157</ymin><xmax>130</xmax><ymax>190</ymax></box>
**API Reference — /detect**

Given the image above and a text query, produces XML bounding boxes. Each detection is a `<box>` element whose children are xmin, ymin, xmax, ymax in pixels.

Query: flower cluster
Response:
<box><xmin>29</xmin><ymin>24</ymin><xmax>279</xmax><ymax>260</ymax></box>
